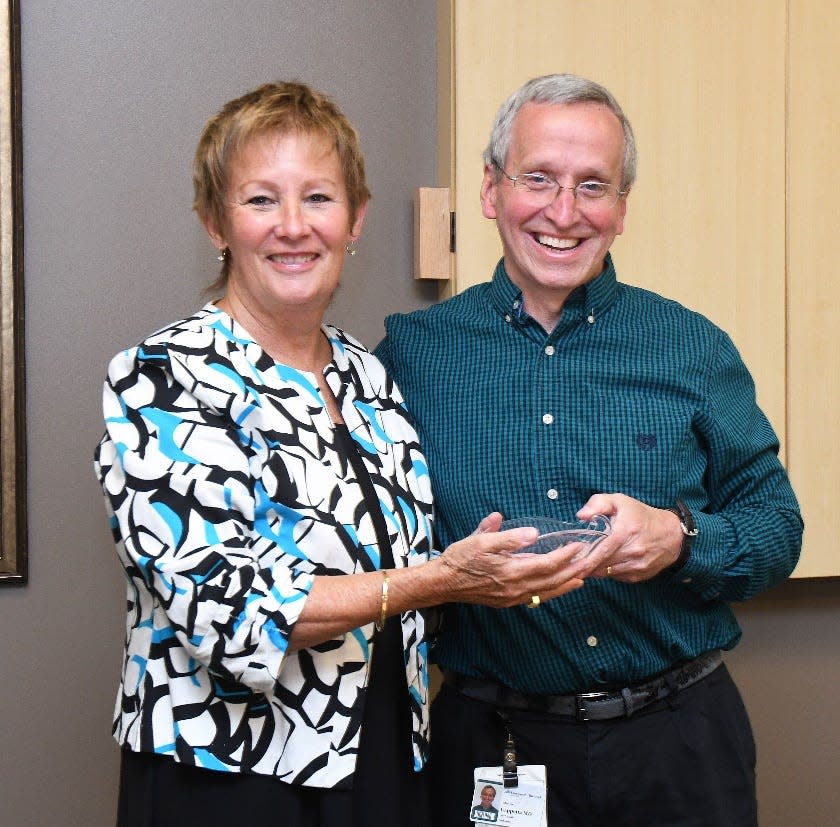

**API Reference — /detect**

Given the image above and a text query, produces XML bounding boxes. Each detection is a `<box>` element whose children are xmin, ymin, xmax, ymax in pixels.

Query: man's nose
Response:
<box><xmin>543</xmin><ymin>186</ymin><xmax>579</xmax><ymax>223</ymax></box>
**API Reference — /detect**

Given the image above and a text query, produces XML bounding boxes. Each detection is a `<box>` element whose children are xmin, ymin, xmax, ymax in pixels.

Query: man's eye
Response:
<box><xmin>523</xmin><ymin>173</ymin><xmax>552</xmax><ymax>189</ymax></box>
<box><xmin>578</xmin><ymin>182</ymin><xmax>609</xmax><ymax>198</ymax></box>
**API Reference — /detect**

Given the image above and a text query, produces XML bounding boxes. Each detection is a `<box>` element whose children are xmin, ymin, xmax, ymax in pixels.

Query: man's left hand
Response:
<box><xmin>577</xmin><ymin>493</ymin><xmax>684</xmax><ymax>582</ymax></box>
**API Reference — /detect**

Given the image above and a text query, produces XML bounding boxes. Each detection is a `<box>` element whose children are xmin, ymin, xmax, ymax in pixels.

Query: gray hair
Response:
<box><xmin>483</xmin><ymin>74</ymin><xmax>637</xmax><ymax>191</ymax></box>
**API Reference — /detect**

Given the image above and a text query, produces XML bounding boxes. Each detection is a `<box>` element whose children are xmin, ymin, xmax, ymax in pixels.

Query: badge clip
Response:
<box><xmin>502</xmin><ymin>732</ymin><xmax>518</xmax><ymax>788</ymax></box>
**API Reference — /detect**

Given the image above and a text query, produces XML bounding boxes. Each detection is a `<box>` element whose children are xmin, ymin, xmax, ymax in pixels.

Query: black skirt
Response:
<box><xmin>116</xmin><ymin>615</ymin><xmax>429</xmax><ymax>827</ymax></box>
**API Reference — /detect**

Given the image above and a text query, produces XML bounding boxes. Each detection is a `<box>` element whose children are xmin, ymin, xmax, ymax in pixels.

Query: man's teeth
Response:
<box><xmin>537</xmin><ymin>235</ymin><xmax>579</xmax><ymax>250</ymax></box>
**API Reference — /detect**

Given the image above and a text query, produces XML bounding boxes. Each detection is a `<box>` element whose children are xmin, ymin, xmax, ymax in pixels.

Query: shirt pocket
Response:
<box><xmin>570</xmin><ymin>390</ymin><xmax>699</xmax><ymax>502</ymax></box>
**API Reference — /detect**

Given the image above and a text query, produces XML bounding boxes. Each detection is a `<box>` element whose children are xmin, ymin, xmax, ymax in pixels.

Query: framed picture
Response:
<box><xmin>1</xmin><ymin>0</ymin><xmax>26</xmax><ymax>585</ymax></box>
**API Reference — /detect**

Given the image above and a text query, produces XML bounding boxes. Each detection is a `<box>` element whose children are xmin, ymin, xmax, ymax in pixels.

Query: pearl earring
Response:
<box><xmin>217</xmin><ymin>248</ymin><xmax>228</xmax><ymax>262</ymax></box>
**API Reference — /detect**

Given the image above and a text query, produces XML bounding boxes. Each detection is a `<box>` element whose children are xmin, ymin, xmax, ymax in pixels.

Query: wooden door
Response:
<box><xmin>787</xmin><ymin>0</ymin><xmax>840</xmax><ymax>577</ymax></box>
<box><xmin>442</xmin><ymin>0</ymin><xmax>787</xmax><ymax>442</ymax></box>
<box><xmin>439</xmin><ymin>0</ymin><xmax>840</xmax><ymax>575</ymax></box>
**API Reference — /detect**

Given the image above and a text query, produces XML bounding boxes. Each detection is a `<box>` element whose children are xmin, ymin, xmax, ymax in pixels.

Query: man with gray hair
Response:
<box><xmin>375</xmin><ymin>74</ymin><xmax>801</xmax><ymax>825</ymax></box>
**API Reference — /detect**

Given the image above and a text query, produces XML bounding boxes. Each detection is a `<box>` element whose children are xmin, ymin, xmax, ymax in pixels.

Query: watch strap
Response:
<box><xmin>666</xmin><ymin>498</ymin><xmax>697</xmax><ymax>573</ymax></box>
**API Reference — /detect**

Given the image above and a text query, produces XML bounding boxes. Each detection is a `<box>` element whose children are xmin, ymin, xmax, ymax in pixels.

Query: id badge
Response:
<box><xmin>469</xmin><ymin>766</ymin><xmax>547</xmax><ymax>826</ymax></box>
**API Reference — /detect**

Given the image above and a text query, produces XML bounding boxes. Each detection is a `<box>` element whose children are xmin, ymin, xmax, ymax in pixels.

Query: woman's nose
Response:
<box><xmin>274</xmin><ymin>200</ymin><xmax>306</xmax><ymax>237</ymax></box>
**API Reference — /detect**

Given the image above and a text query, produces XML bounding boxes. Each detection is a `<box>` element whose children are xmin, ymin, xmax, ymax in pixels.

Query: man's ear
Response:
<box><xmin>615</xmin><ymin>189</ymin><xmax>629</xmax><ymax>236</ymax></box>
<box><xmin>480</xmin><ymin>165</ymin><xmax>499</xmax><ymax>219</ymax></box>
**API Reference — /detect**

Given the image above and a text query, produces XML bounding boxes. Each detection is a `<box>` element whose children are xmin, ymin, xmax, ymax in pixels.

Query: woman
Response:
<box><xmin>94</xmin><ymin>81</ymin><xmax>594</xmax><ymax>827</ymax></box>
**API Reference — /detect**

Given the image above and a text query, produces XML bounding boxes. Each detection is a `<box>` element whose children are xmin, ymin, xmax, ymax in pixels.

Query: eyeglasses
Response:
<box><xmin>494</xmin><ymin>162</ymin><xmax>627</xmax><ymax>204</ymax></box>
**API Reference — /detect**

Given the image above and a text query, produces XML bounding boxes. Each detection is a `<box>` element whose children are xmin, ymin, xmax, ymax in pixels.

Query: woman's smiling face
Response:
<box><xmin>206</xmin><ymin>130</ymin><xmax>366</xmax><ymax>318</ymax></box>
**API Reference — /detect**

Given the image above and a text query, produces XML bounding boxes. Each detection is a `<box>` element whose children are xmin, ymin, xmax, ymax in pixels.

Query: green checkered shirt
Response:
<box><xmin>375</xmin><ymin>255</ymin><xmax>802</xmax><ymax>694</ymax></box>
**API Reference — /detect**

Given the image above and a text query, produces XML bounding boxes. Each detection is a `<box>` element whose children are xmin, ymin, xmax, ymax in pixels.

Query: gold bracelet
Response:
<box><xmin>375</xmin><ymin>570</ymin><xmax>390</xmax><ymax>632</ymax></box>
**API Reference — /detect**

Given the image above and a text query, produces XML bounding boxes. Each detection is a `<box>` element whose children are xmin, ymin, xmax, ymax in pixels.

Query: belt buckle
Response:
<box><xmin>575</xmin><ymin>691</ymin><xmax>609</xmax><ymax>722</ymax></box>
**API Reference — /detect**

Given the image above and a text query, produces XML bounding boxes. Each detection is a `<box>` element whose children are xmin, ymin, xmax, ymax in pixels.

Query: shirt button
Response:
<box><xmin>544</xmin><ymin>345</ymin><xmax>555</xmax><ymax>356</ymax></box>
<box><xmin>504</xmin><ymin>314</ymin><xmax>512</xmax><ymax>323</ymax></box>
<box><xmin>542</xmin><ymin>413</ymin><xmax>554</xmax><ymax>425</ymax></box>
<box><xmin>586</xmin><ymin>636</ymin><xmax>598</xmax><ymax>647</ymax></box>
<box><xmin>547</xmin><ymin>489</ymin><xmax>558</xmax><ymax>500</ymax></box>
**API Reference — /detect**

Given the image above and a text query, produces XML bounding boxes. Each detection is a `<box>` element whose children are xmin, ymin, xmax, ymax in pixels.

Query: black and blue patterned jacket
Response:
<box><xmin>95</xmin><ymin>305</ymin><xmax>434</xmax><ymax>786</ymax></box>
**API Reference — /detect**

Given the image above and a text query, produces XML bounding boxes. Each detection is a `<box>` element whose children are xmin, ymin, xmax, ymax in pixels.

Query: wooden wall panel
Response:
<box><xmin>787</xmin><ymin>0</ymin><xmax>840</xmax><ymax>577</ymax></box>
<box><xmin>446</xmin><ymin>0</ymin><xmax>787</xmax><ymax>441</ymax></box>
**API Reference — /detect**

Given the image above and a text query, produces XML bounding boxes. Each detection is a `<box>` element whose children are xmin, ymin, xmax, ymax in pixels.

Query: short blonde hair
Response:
<box><xmin>193</xmin><ymin>81</ymin><xmax>370</xmax><ymax>289</ymax></box>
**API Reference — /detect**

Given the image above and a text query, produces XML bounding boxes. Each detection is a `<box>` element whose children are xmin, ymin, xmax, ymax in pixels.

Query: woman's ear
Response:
<box><xmin>349</xmin><ymin>199</ymin><xmax>370</xmax><ymax>241</ymax></box>
<box><xmin>201</xmin><ymin>214</ymin><xmax>226</xmax><ymax>251</ymax></box>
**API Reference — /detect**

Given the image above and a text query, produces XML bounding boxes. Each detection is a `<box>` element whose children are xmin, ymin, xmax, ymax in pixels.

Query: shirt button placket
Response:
<box><xmin>542</xmin><ymin>342</ymin><xmax>559</xmax><ymax>504</ymax></box>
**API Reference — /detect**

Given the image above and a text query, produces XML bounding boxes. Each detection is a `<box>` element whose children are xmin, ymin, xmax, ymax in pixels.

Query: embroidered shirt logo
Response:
<box><xmin>636</xmin><ymin>433</ymin><xmax>657</xmax><ymax>451</ymax></box>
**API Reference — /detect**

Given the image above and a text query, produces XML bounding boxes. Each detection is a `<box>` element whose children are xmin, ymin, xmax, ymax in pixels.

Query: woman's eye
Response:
<box><xmin>306</xmin><ymin>193</ymin><xmax>332</xmax><ymax>204</ymax></box>
<box><xmin>246</xmin><ymin>195</ymin><xmax>274</xmax><ymax>208</ymax></box>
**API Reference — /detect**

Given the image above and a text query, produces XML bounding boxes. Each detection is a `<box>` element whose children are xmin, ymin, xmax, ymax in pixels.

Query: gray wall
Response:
<box><xmin>1</xmin><ymin>2</ymin><xmax>838</xmax><ymax>825</ymax></box>
<box><xmin>2</xmin><ymin>3</ymin><xmax>437</xmax><ymax>825</ymax></box>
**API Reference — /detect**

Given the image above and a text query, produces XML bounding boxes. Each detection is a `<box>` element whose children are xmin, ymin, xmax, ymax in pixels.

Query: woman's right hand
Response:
<box><xmin>290</xmin><ymin>512</ymin><xmax>606</xmax><ymax>650</ymax></box>
<box><xmin>429</xmin><ymin>511</ymin><xmax>605</xmax><ymax>608</ymax></box>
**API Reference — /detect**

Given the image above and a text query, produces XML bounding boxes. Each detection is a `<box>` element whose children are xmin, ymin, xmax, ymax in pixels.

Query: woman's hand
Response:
<box><xmin>289</xmin><ymin>512</ymin><xmax>605</xmax><ymax>650</ymax></box>
<box><xmin>431</xmin><ymin>512</ymin><xmax>602</xmax><ymax>608</ymax></box>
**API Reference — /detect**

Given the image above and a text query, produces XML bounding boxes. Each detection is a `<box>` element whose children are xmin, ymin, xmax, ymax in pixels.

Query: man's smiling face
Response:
<box><xmin>481</xmin><ymin>101</ymin><xmax>628</xmax><ymax>327</ymax></box>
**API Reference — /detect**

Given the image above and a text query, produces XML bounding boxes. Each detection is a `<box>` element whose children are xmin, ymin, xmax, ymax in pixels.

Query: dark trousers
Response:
<box><xmin>428</xmin><ymin>664</ymin><xmax>757</xmax><ymax>827</ymax></box>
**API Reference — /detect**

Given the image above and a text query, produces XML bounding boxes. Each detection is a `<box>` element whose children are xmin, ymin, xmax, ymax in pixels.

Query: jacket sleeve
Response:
<box><xmin>95</xmin><ymin>347</ymin><xmax>314</xmax><ymax>696</ymax></box>
<box><xmin>671</xmin><ymin>330</ymin><xmax>803</xmax><ymax>603</ymax></box>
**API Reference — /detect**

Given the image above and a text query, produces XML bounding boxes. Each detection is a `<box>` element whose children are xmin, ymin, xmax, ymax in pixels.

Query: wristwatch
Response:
<box><xmin>666</xmin><ymin>499</ymin><xmax>698</xmax><ymax>572</ymax></box>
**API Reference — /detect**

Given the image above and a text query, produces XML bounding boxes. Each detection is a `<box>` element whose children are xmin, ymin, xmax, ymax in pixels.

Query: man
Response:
<box><xmin>375</xmin><ymin>74</ymin><xmax>802</xmax><ymax>826</ymax></box>
<box><xmin>470</xmin><ymin>785</ymin><xmax>499</xmax><ymax>822</ymax></box>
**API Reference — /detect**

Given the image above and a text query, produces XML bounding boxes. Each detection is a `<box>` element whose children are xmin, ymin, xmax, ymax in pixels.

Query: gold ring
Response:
<box><xmin>606</xmin><ymin>565</ymin><xmax>613</xmax><ymax>577</ymax></box>
<box><xmin>528</xmin><ymin>595</ymin><xmax>541</xmax><ymax>609</ymax></box>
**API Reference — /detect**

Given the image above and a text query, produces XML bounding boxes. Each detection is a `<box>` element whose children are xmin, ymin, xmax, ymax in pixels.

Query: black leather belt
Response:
<box><xmin>443</xmin><ymin>649</ymin><xmax>722</xmax><ymax>721</ymax></box>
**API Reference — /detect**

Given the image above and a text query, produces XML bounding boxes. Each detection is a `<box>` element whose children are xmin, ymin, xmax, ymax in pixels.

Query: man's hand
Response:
<box><xmin>577</xmin><ymin>493</ymin><xmax>684</xmax><ymax>582</ymax></box>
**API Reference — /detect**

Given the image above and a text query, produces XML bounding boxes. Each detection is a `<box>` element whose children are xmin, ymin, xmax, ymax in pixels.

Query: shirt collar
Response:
<box><xmin>489</xmin><ymin>254</ymin><xmax>619</xmax><ymax>328</ymax></box>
